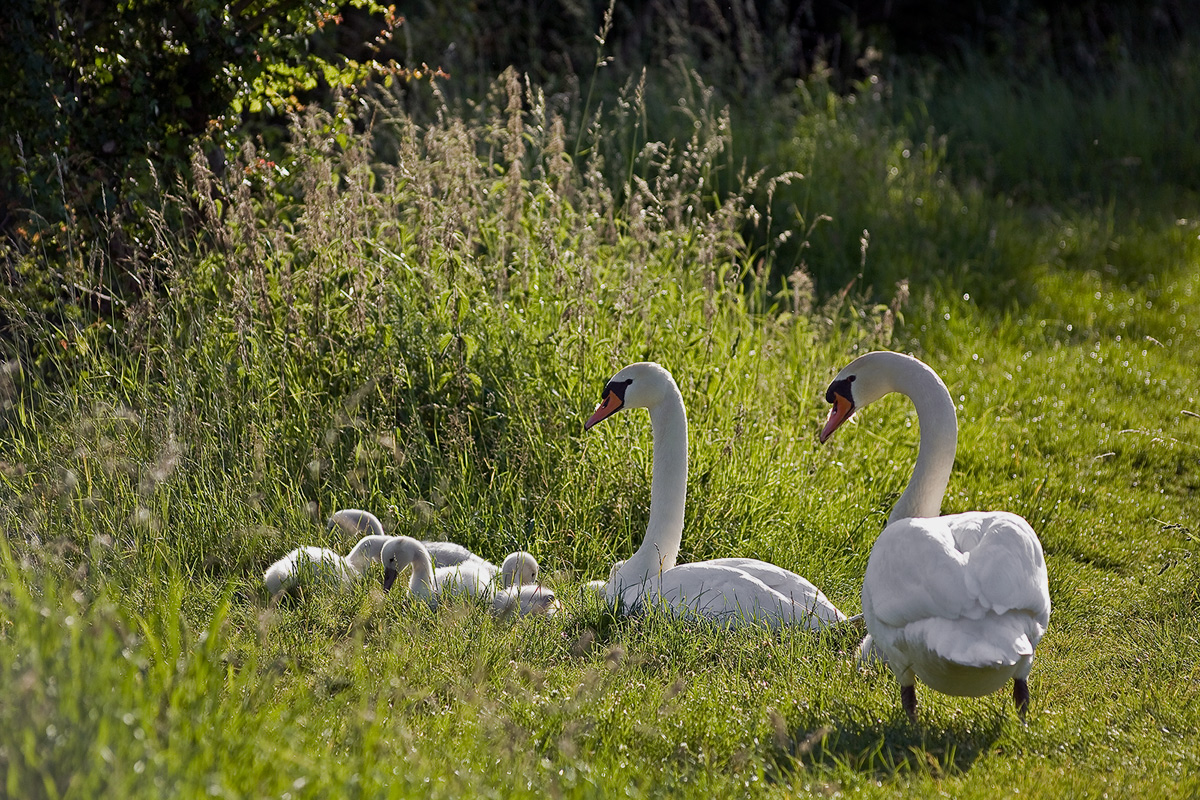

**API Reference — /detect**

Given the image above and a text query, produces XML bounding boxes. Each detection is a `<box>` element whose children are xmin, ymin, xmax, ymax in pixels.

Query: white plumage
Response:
<box><xmin>586</xmin><ymin>362</ymin><xmax>848</xmax><ymax>630</ymax></box>
<box><xmin>702</xmin><ymin>557</ymin><xmax>849</xmax><ymax>629</ymax></box>
<box><xmin>492</xmin><ymin>584</ymin><xmax>562</xmax><ymax>620</ymax></box>
<box><xmin>821</xmin><ymin>350</ymin><xmax>1051</xmax><ymax>720</ymax></box>
<box><xmin>380</xmin><ymin>537</ymin><xmax>551</xmax><ymax>619</ymax></box>
<box><xmin>263</xmin><ymin>534</ymin><xmax>392</xmax><ymax>597</ymax></box>
<box><xmin>327</xmin><ymin>507</ymin><xmax>496</xmax><ymax>570</ymax></box>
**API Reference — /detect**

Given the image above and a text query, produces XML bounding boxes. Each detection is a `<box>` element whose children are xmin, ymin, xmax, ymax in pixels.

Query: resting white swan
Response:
<box><xmin>375</xmin><ymin>536</ymin><xmax>438</xmax><ymax>603</ymax></box>
<box><xmin>481</xmin><ymin>553</ymin><xmax>559</xmax><ymax>619</ymax></box>
<box><xmin>586</xmin><ymin>362</ymin><xmax>847</xmax><ymax>630</ymax></box>
<box><xmin>263</xmin><ymin>534</ymin><xmax>392</xmax><ymax>596</ymax></box>
<box><xmin>820</xmin><ymin>350</ymin><xmax>1051</xmax><ymax>721</ymax></box>
<box><xmin>327</xmin><ymin>507</ymin><xmax>494</xmax><ymax>570</ymax></box>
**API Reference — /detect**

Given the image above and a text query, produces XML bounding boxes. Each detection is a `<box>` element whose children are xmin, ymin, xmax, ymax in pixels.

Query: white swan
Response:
<box><xmin>327</xmin><ymin>507</ymin><xmax>494</xmax><ymax>570</ymax></box>
<box><xmin>820</xmin><ymin>350</ymin><xmax>1051</xmax><ymax>721</ymax></box>
<box><xmin>375</xmin><ymin>535</ymin><xmax>438</xmax><ymax>604</ymax></box>
<box><xmin>701</xmin><ymin>558</ymin><xmax>845</xmax><ymax>618</ymax></box>
<box><xmin>586</xmin><ymin>362</ymin><xmax>847</xmax><ymax>630</ymax></box>
<box><xmin>263</xmin><ymin>534</ymin><xmax>392</xmax><ymax>596</ymax></box>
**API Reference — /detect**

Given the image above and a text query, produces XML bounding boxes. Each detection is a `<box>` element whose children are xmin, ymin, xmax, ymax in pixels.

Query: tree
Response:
<box><xmin>0</xmin><ymin>0</ymin><xmax>401</xmax><ymax>263</ymax></box>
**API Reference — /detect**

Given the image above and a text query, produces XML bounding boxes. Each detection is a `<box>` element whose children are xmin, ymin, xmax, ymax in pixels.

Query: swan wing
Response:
<box><xmin>493</xmin><ymin>584</ymin><xmax>561</xmax><ymax>619</ymax></box>
<box><xmin>950</xmin><ymin>511</ymin><xmax>1051</xmax><ymax>629</ymax></box>
<box><xmin>301</xmin><ymin>546</ymin><xmax>356</xmax><ymax>585</ymax></box>
<box><xmin>264</xmin><ymin>547</ymin><xmax>349</xmax><ymax>595</ymax></box>
<box><xmin>864</xmin><ymin>514</ymin><xmax>1050</xmax><ymax>670</ymax></box>
<box><xmin>863</xmin><ymin>518</ymin><xmax>975</xmax><ymax>630</ymax></box>
<box><xmin>704</xmin><ymin>558</ymin><xmax>847</xmax><ymax>623</ymax></box>
<box><xmin>264</xmin><ymin>550</ymin><xmax>303</xmax><ymax>594</ymax></box>
<box><xmin>907</xmin><ymin>614</ymin><xmax>1034</xmax><ymax>667</ymax></box>
<box><xmin>643</xmin><ymin>563</ymin><xmax>838</xmax><ymax>630</ymax></box>
<box><xmin>434</xmin><ymin>561</ymin><xmax>497</xmax><ymax>600</ymax></box>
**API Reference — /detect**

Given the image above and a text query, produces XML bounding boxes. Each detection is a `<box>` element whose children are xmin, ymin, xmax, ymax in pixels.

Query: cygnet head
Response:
<box><xmin>380</xmin><ymin>536</ymin><xmax>433</xmax><ymax>592</ymax></box>
<box><xmin>585</xmin><ymin>362</ymin><xmax>678</xmax><ymax>429</ymax></box>
<box><xmin>492</xmin><ymin>585</ymin><xmax>561</xmax><ymax>621</ymax></box>
<box><xmin>344</xmin><ymin>534</ymin><xmax>394</xmax><ymax>572</ymax></box>
<box><xmin>499</xmin><ymin>551</ymin><xmax>539</xmax><ymax>588</ymax></box>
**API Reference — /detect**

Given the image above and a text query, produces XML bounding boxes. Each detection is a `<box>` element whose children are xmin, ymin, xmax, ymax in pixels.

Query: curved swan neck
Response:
<box><xmin>409</xmin><ymin>545</ymin><xmax>435</xmax><ymax>594</ymax></box>
<box><xmin>886</xmin><ymin>358</ymin><xmax>957</xmax><ymax>524</ymax></box>
<box><xmin>345</xmin><ymin>535</ymin><xmax>391</xmax><ymax>572</ymax></box>
<box><xmin>330</xmin><ymin>509</ymin><xmax>385</xmax><ymax>538</ymax></box>
<box><xmin>636</xmin><ymin>382</ymin><xmax>687</xmax><ymax>573</ymax></box>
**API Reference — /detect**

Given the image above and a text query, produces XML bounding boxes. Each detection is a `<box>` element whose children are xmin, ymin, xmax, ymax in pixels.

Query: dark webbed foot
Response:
<box><xmin>1013</xmin><ymin>678</ymin><xmax>1030</xmax><ymax>721</ymax></box>
<box><xmin>901</xmin><ymin>684</ymin><xmax>917</xmax><ymax>723</ymax></box>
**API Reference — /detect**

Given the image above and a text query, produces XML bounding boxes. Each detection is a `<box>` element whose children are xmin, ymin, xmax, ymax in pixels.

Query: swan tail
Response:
<box><xmin>910</xmin><ymin>616</ymin><xmax>1034</xmax><ymax>668</ymax></box>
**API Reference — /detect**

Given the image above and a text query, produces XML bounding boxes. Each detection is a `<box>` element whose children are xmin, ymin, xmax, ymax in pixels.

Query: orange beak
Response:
<box><xmin>585</xmin><ymin>391</ymin><xmax>624</xmax><ymax>430</ymax></box>
<box><xmin>819</xmin><ymin>393</ymin><xmax>854</xmax><ymax>443</ymax></box>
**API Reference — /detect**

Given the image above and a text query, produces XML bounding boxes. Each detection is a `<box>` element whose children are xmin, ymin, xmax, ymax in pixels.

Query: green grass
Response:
<box><xmin>2</xmin><ymin>48</ymin><xmax>1200</xmax><ymax>798</ymax></box>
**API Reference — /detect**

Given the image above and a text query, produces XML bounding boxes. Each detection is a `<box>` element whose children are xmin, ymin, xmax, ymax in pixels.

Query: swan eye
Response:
<box><xmin>604</xmin><ymin>378</ymin><xmax>634</xmax><ymax>402</ymax></box>
<box><xmin>825</xmin><ymin>376</ymin><xmax>855</xmax><ymax>405</ymax></box>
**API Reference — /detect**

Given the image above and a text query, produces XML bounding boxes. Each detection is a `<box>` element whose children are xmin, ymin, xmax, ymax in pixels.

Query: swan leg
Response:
<box><xmin>901</xmin><ymin>684</ymin><xmax>918</xmax><ymax>723</ymax></box>
<box><xmin>1013</xmin><ymin>678</ymin><xmax>1030</xmax><ymax>721</ymax></box>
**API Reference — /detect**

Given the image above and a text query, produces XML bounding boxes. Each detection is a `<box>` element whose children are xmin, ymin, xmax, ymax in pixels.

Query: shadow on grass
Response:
<box><xmin>767</xmin><ymin>706</ymin><xmax>1007</xmax><ymax>782</ymax></box>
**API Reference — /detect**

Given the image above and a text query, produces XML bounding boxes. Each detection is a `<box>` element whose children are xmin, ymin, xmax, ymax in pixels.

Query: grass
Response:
<box><xmin>1</xmin><ymin>41</ymin><xmax>1200</xmax><ymax>798</ymax></box>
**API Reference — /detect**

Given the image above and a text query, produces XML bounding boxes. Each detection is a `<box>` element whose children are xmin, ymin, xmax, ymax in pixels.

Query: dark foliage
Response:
<box><xmin>2</xmin><ymin>0</ymin><xmax>1194</xmax><ymax>351</ymax></box>
<box><xmin>0</xmin><ymin>0</ymin><xmax>399</xmax><ymax>307</ymax></box>
<box><xmin>397</xmin><ymin>0</ymin><xmax>1194</xmax><ymax>98</ymax></box>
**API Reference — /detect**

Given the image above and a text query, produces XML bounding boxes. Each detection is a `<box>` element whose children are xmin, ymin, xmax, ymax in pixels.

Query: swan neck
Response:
<box><xmin>888</xmin><ymin>362</ymin><xmax>957</xmax><ymax>524</ymax></box>
<box><xmin>345</xmin><ymin>535</ymin><xmax>389</xmax><ymax>573</ymax></box>
<box><xmin>409</xmin><ymin>546</ymin><xmax>435</xmax><ymax>594</ymax></box>
<box><xmin>636</xmin><ymin>387</ymin><xmax>687</xmax><ymax>573</ymax></box>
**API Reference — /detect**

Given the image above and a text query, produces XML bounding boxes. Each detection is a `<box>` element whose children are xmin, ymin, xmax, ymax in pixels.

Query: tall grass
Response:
<box><xmin>1</xmin><ymin>45</ymin><xmax>1199</xmax><ymax>798</ymax></box>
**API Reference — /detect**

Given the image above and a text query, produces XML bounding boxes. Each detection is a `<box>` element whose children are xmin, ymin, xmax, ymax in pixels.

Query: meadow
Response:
<box><xmin>1</xmin><ymin>41</ymin><xmax>1199</xmax><ymax>798</ymax></box>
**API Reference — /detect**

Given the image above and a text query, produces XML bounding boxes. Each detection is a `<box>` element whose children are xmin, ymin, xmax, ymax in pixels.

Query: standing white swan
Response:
<box><xmin>820</xmin><ymin>350</ymin><xmax>1051</xmax><ymax>721</ymax></box>
<box><xmin>327</xmin><ymin>508</ymin><xmax>494</xmax><ymax>571</ymax></box>
<box><xmin>586</xmin><ymin>362</ymin><xmax>847</xmax><ymax>630</ymax></box>
<box><xmin>263</xmin><ymin>534</ymin><xmax>393</xmax><ymax>597</ymax></box>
